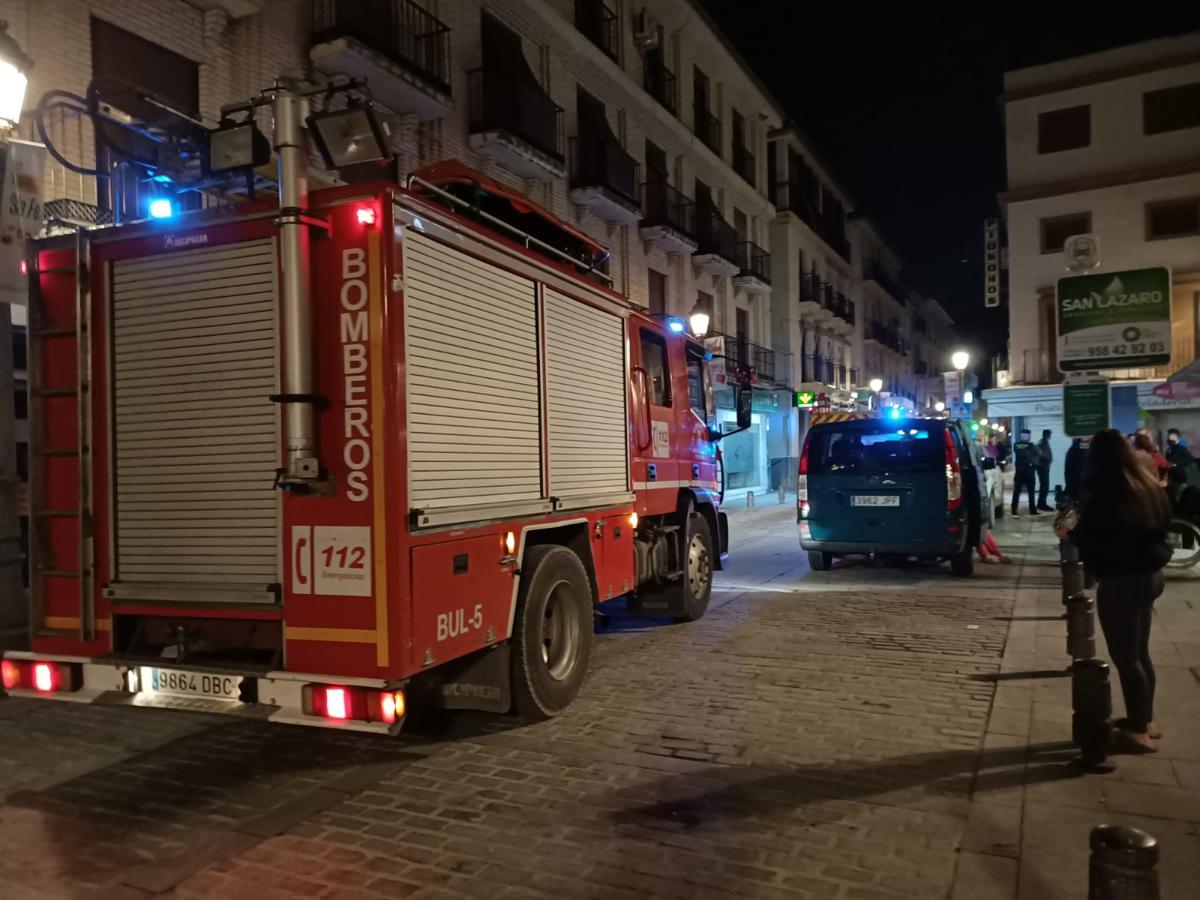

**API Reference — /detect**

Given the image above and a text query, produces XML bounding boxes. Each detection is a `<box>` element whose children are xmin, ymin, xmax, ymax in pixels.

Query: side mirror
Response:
<box><xmin>736</xmin><ymin>386</ymin><xmax>753</xmax><ymax>430</ymax></box>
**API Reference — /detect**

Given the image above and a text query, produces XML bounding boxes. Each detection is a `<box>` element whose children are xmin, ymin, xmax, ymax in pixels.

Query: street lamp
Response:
<box><xmin>868</xmin><ymin>377</ymin><xmax>883</xmax><ymax>393</ymax></box>
<box><xmin>951</xmin><ymin>350</ymin><xmax>970</xmax><ymax>372</ymax></box>
<box><xmin>963</xmin><ymin>389</ymin><xmax>974</xmax><ymax>404</ymax></box>
<box><xmin>688</xmin><ymin>298</ymin><xmax>710</xmax><ymax>338</ymax></box>
<box><xmin>935</xmin><ymin>401</ymin><xmax>946</xmax><ymax>412</ymax></box>
<box><xmin>0</xmin><ymin>21</ymin><xmax>31</xmax><ymax>128</ymax></box>
<box><xmin>980</xmin><ymin>417</ymin><xmax>989</xmax><ymax>426</ymax></box>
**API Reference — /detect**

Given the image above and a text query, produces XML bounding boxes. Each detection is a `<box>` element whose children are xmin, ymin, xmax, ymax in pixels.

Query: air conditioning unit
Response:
<box><xmin>634</xmin><ymin>9</ymin><xmax>660</xmax><ymax>51</ymax></box>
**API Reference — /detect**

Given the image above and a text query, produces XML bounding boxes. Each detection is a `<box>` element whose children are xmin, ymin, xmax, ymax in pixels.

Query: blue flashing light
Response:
<box><xmin>667</xmin><ymin>318</ymin><xmax>685</xmax><ymax>333</ymax></box>
<box><xmin>149</xmin><ymin>198</ymin><xmax>174</xmax><ymax>220</ymax></box>
<box><xmin>888</xmin><ymin>406</ymin><xmax>902</xmax><ymax>420</ymax></box>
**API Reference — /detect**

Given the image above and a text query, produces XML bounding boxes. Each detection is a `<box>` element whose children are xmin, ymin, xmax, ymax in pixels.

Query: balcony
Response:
<box><xmin>862</xmin><ymin>259</ymin><xmax>905</xmax><ymax>301</ymax></box>
<box><xmin>827</xmin><ymin>290</ymin><xmax>855</xmax><ymax>333</ymax></box>
<box><xmin>468</xmin><ymin>68</ymin><xmax>565</xmax><ymax>180</ymax></box>
<box><xmin>311</xmin><ymin>0</ymin><xmax>452</xmax><ymax>120</ymax></box>
<box><xmin>865</xmin><ymin>319</ymin><xmax>905</xmax><ymax>354</ymax></box>
<box><xmin>775</xmin><ymin>181</ymin><xmax>819</xmax><ymax>231</ymax></box>
<box><xmin>639</xmin><ymin>181</ymin><xmax>697</xmax><ymax>253</ymax></box>
<box><xmin>849</xmin><ymin>367</ymin><xmax>860</xmax><ymax>386</ymax></box>
<box><xmin>720</xmin><ymin>334</ymin><xmax>777</xmax><ymax>385</ymax></box>
<box><xmin>693</xmin><ymin>208</ymin><xmax>739</xmax><ymax>276</ymax></box>
<box><xmin>803</xmin><ymin>354</ymin><xmax>836</xmax><ymax>386</ymax></box>
<box><xmin>569</xmin><ymin>138</ymin><xmax>640</xmax><ymax>224</ymax></box>
<box><xmin>733</xmin><ymin>143</ymin><xmax>755</xmax><ymax>187</ymax></box>
<box><xmin>644</xmin><ymin>61</ymin><xmax>678</xmax><ymax>116</ymax></box>
<box><xmin>575</xmin><ymin>0</ymin><xmax>618</xmax><ymax>63</ymax></box>
<box><xmin>798</xmin><ymin>273</ymin><xmax>829</xmax><ymax>319</ymax></box>
<box><xmin>732</xmin><ymin>241</ymin><xmax>770</xmax><ymax>295</ymax></box>
<box><xmin>695</xmin><ymin>108</ymin><xmax>722</xmax><ymax>157</ymax></box>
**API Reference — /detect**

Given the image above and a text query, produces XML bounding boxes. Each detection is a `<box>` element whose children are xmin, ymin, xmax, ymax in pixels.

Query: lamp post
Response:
<box><xmin>868</xmin><ymin>377</ymin><xmax>883</xmax><ymax>411</ymax></box>
<box><xmin>688</xmin><ymin>297</ymin><xmax>710</xmax><ymax>339</ymax></box>
<box><xmin>0</xmin><ymin>19</ymin><xmax>31</xmax><ymax>645</ymax></box>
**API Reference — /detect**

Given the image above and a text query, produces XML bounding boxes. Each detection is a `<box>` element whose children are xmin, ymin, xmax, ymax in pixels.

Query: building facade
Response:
<box><xmin>987</xmin><ymin>33</ymin><xmax>1200</xmax><ymax>486</ymax></box>
<box><xmin>1</xmin><ymin>0</ymin><xmax>946</xmax><ymax>502</ymax></box>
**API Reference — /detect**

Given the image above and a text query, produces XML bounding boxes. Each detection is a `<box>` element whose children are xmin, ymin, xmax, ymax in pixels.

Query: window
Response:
<box><xmin>808</xmin><ymin>424</ymin><xmax>941</xmax><ymax>476</ymax></box>
<box><xmin>1037</xmin><ymin>104</ymin><xmax>1090</xmax><ymax>154</ymax></box>
<box><xmin>644</xmin><ymin>139</ymin><xmax>668</xmax><ymax>183</ymax></box>
<box><xmin>1040</xmin><ymin>212</ymin><xmax>1091</xmax><ymax>254</ymax></box>
<box><xmin>639</xmin><ymin>329</ymin><xmax>671</xmax><ymax>407</ymax></box>
<box><xmin>1144</xmin><ymin>82</ymin><xmax>1200</xmax><ymax>135</ymax></box>
<box><xmin>767</xmin><ymin>141</ymin><xmax>778</xmax><ymax>201</ymax></box>
<box><xmin>735</xmin><ymin>307</ymin><xmax>750</xmax><ymax>368</ymax></box>
<box><xmin>648</xmin><ymin>268</ymin><xmax>667</xmax><ymax>315</ymax></box>
<box><xmin>686</xmin><ymin>352</ymin><xmax>709</xmax><ymax>419</ymax></box>
<box><xmin>1146</xmin><ymin>198</ymin><xmax>1200</xmax><ymax>240</ymax></box>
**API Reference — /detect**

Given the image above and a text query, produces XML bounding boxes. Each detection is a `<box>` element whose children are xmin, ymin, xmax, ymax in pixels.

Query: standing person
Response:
<box><xmin>1165</xmin><ymin>428</ymin><xmax>1198</xmax><ymax>487</ymax></box>
<box><xmin>1064</xmin><ymin>437</ymin><xmax>1086</xmax><ymax>502</ymax></box>
<box><xmin>1010</xmin><ymin>429</ymin><xmax>1039</xmax><ymax>517</ymax></box>
<box><xmin>1066</xmin><ymin>430</ymin><xmax>1171</xmax><ymax>753</ymax></box>
<box><xmin>1132</xmin><ymin>433</ymin><xmax>1170</xmax><ymax>486</ymax></box>
<box><xmin>1036</xmin><ymin>428</ymin><xmax>1054</xmax><ymax>511</ymax></box>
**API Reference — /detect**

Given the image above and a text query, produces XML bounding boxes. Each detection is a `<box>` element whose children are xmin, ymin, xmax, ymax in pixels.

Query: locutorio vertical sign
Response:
<box><xmin>1056</xmin><ymin>267</ymin><xmax>1172</xmax><ymax>372</ymax></box>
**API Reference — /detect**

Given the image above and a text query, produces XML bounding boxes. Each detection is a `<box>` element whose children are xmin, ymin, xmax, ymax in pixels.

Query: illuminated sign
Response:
<box><xmin>795</xmin><ymin>390</ymin><xmax>816</xmax><ymax>408</ymax></box>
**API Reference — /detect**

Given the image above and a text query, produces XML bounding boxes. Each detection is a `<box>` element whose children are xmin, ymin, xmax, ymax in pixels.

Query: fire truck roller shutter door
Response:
<box><xmin>110</xmin><ymin>239</ymin><xmax>280</xmax><ymax>594</ymax></box>
<box><xmin>403</xmin><ymin>232</ymin><xmax>542</xmax><ymax>517</ymax></box>
<box><xmin>543</xmin><ymin>288</ymin><xmax>629</xmax><ymax>505</ymax></box>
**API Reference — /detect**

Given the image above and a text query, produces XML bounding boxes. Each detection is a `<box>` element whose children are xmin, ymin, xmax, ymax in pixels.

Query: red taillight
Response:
<box><xmin>799</xmin><ymin>433</ymin><xmax>811</xmax><ymax>476</ymax></box>
<box><xmin>325</xmin><ymin>687</ymin><xmax>349</xmax><ymax>719</ymax></box>
<box><xmin>33</xmin><ymin>662</ymin><xmax>59</xmax><ymax>693</ymax></box>
<box><xmin>1</xmin><ymin>660</ymin><xmax>20</xmax><ymax>690</ymax></box>
<box><xmin>19</xmin><ymin>259</ymin><xmax>28</xmax><ymax>276</ymax></box>
<box><xmin>798</xmin><ymin>433</ymin><xmax>812</xmax><ymax>518</ymax></box>
<box><xmin>356</xmin><ymin>205</ymin><xmax>377</xmax><ymax>226</ymax></box>
<box><xmin>944</xmin><ymin>429</ymin><xmax>962</xmax><ymax>510</ymax></box>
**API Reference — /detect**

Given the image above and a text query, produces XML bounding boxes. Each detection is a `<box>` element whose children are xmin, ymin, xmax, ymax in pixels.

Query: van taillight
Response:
<box><xmin>798</xmin><ymin>433</ymin><xmax>812</xmax><ymax>518</ymax></box>
<box><xmin>944</xmin><ymin>429</ymin><xmax>962</xmax><ymax>510</ymax></box>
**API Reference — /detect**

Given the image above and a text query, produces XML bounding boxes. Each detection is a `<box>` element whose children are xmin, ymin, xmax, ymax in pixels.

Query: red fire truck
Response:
<box><xmin>1</xmin><ymin>159</ymin><xmax>749</xmax><ymax>732</ymax></box>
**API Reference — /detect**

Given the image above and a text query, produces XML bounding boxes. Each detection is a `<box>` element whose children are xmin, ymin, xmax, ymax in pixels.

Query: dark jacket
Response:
<box><xmin>1070</xmin><ymin>497</ymin><xmax>1171</xmax><ymax>578</ymax></box>
<box><xmin>1166</xmin><ymin>442</ymin><xmax>1198</xmax><ymax>487</ymax></box>
<box><xmin>1064</xmin><ymin>441</ymin><xmax>1085</xmax><ymax>499</ymax></box>
<box><xmin>1037</xmin><ymin>437</ymin><xmax>1053</xmax><ymax>468</ymax></box>
<box><xmin>1013</xmin><ymin>439</ymin><xmax>1037</xmax><ymax>472</ymax></box>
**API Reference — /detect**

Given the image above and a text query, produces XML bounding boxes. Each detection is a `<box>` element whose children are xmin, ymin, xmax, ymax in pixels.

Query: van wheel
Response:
<box><xmin>808</xmin><ymin>550</ymin><xmax>833</xmax><ymax>572</ymax></box>
<box><xmin>676</xmin><ymin>509</ymin><xmax>714</xmax><ymax>622</ymax></box>
<box><xmin>950</xmin><ymin>550</ymin><xmax>975</xmax><ymax>577</ymax></box>
<box><xmin>510</xmin><ymin>545</ymin><xmax>593</xmax><ymax>719</ymax></box>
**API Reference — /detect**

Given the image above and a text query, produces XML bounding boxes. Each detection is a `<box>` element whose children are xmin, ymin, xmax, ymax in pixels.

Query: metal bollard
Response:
<box><xmin>746</xmin><ymin>491</ymin><xmax>755</xmax><ymax>509</ymax></box>
<box><xmin>1088</xmin><ymin>825</ymin><xmax>1159</xmax><ymax>900</ymax></box>
<box><xmin>1071</xmin><ymin>658</ymin><xmax>1115</xmax><ymax>772</ymax></box>
<box><xmin>1061</xmin><ymin>540</ymin><xmax>1085</xmax><ymax>606</ymax></box>
<box><xmin>1066</xmin><ymin>592</ymin><xmax>1096</xmax><ymax>660</ymax></box>
<box><xmin>778</xmin><ymin>482</ymin><xmax>786</xmax><ymax>504</ymax></box>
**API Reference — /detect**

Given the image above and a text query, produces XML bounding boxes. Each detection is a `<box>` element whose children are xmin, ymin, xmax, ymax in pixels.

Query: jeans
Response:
<box><xmin>1011</xmin><ymin>469</ymin><xmax>1036</xmax><ymax>514</ymax></box>
<box><xmin>1036</xmin><ymin>465</ymin><xmax>1051</xmax><ymax>508</ymax></box>
<box><xmin>1096</xmin><ymin>570</ymin><xmax>1164</xmax><ymax>733</ymax></box>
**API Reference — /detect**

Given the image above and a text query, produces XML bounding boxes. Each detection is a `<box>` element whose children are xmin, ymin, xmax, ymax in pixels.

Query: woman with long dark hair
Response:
<box><xmin>1069</xmin><ymin>430</ymin><xmax>1172</xmax><ymax>752</ymax></box>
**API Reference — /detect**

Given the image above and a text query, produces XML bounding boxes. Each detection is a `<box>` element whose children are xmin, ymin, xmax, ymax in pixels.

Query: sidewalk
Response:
<box><xmin>952</xmin><ymin>515</ymin><xmax>1200</xmax><ymax>900</ymax></box>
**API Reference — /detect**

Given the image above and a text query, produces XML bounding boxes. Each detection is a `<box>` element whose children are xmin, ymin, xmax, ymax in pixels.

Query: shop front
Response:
<box><xmin>716</xmin><ymin>385</ymin><xmax>796</xmax><ymax>499</ymax></box>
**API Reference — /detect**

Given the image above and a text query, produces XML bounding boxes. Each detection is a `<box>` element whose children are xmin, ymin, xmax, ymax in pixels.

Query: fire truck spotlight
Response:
<box><xmin>149</xmin><ymin>198</ymin><xmax>174</xmax><ymax>220</ymax></box>
<box><xmin>356</xmin><ymin>205</ymin><xmax>377</xmax><ymax>226</ymax></box>
<box><xmin>504</xmin><ymin>531</ymin><xmax>517</xmax><ymax>556</ymax></box>
<box><xmin>33</xmin><ymin>662</ymin><xmax>58</xmax><ymax>693</ymax></box>
<box><xmin>324</xmin><ymin>687</ymin><xmax>349</xmax><ymax>720</ymax></box>
<box><xmin>1</xmin><ymin>659</ymin><xmax>19</xmax><ymax>690</ymax></box>
<box><xmin>205</xmin><ymin>119</ymin><xmax>270</xmax><ymax>175</ymax></box>
<box><xmin>307</xmin><ymin>103</ymin><xmax>390</xmax><ymax>170</ymax></box>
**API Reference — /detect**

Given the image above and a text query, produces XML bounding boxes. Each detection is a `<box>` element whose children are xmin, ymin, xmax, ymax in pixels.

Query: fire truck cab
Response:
<box><xmin>2</xmin><ymin>161</ymin><xmax>749</xmax><ymax>732</ymax></box>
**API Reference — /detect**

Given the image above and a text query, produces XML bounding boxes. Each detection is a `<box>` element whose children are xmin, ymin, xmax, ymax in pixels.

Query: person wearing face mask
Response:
<box><xmin>1165</xmin><ymin>429</ymin><xmax>1198</xmax><ymax>488</ymax></box>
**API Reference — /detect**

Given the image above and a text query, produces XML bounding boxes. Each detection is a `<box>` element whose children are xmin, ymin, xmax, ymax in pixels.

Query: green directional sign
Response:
<box><xmin>795</xmin><ymin>390</ymin><xmax>816</xmax><ymax>408</ymax></box>
<box><xmin>1056</xmin><ymin>267</ymin><xmax>1171</xmax><ymax>372</ymax></box>
<box><xmin>1063</xmin><ymin>377</ymin><xmax>1110</xmax><ymax>437</ymax></box>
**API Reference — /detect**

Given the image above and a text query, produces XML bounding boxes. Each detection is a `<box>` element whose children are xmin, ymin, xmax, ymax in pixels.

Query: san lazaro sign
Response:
<box><xmin>1056</xmin><ymin>267</ymin><xmax>1171</xmax><ymax>372</ymax></box>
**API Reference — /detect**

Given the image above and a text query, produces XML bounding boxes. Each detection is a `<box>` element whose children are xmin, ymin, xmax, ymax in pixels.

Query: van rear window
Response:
<box><xmin>808</xmin><ymin>425</ymin><xmax>943</xmax><ymax>475</ymax></box>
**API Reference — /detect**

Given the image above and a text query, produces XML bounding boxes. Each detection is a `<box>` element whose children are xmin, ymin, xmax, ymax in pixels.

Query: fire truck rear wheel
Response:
<box><xmin>676</xmin><ymin>510</ymin><xmax>714</xmax><ymax>622</ymax></box>
<box><xmin>511</xmin><ymin>544</ymin><xmax>593</xmax><ymax>719</ymax></box>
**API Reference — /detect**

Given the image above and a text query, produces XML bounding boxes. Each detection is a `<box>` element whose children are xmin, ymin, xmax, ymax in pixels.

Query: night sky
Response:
<box><xmin>700</xmin><ymin>0</ymin><xmax>1200</xmax><ymax>370</ymax></box>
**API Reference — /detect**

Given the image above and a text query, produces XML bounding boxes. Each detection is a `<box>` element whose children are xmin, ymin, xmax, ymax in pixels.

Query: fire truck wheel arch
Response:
<box><xmin>510</xmin><ymin>544</ymin><xmax>594</xmax><ymax>718</ymax></box>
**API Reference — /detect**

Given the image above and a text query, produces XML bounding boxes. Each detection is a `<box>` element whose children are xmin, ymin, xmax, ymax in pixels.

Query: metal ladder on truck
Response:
<box><xmin>25</xmin><ymin>227</ymin><xmax>95</xmax><ymax>640</ymax></box>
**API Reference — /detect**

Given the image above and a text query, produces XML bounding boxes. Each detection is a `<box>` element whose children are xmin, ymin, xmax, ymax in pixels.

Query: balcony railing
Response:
<box><xmin>641</xmin><ymin>181</ymin><xmax>696</xmax><ymax>238</ymax></box>
<box><xmin>733</xmin><ymin>143</ymin><xmax>755</xmax><ymax>186</ymax></box>
<box><xmin>799</xmin><ymin>272</ymin><xmax>821</xmax><ymax>303</ymax></box>
<box><xmin>754</xmin><ymin>344</ymin><xmax>776</xmax><ymax>384</ymax></box>
<box><xmin>774</xmin><ymin>181</ymin><xmax>818</xmax><ymax>230</ymax></box>
<box><xmin>575</xmin><ymin>0</ymin><xmax>618</xmax><ymax>62</ymax></box>
<box><xmin>861</xmin><ymin>259</ymin><xmax>904</xmax><ymax>301</ymax></box>
<box><xmin>804</xmin><ymin>354</ymin><xmax>836</xmax><ymax>385</ymax></box>
<box><xmin>838</xmin><ymin>292</ymin><xmax>856</xmax><ymax>326</ymax></box>
<box><xmin>313</xmin><ymin>0</ymin><xmax>451</xmax><ymax>94</ymax></box>
<box><xmin>644</xmin><ymin>61</ymin><xmax>678</xmax><ymax>116</ymax></box>
<box><xmin>570</xmin><ymin>137</ymin><xmax>639</xmax><ymax>205</ymax></box>
<box><xmin>695</xmin><ymin>207</ymin><xmax>738</xmax><ymax>263</ymax></box>
<box><xmin>468</xmin><ymin>67</ymin><xmax>563</xmax><ymax>161</ymax></box>
<box><xmin>721</xmin><ymin>334</ymin><xmax>776</xmax><ymax>383</ymax></box>
<box><xmin>866</xmin><ymin>319</ymin><xmax>905</xmax><ymax>353</ymax></box>
<box><xmin>735</xmin><ymin>241</ymin><xmax>770</xmax><ymax>283</ymax></box>
<box><xmin>695</xmin><ymin>108</ymin><xmax>722</xmax><ymax>156</ymax></box>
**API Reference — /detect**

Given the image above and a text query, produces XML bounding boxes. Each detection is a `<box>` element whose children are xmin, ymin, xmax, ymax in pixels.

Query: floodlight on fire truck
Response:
<box><xmin>205</xmin><ymin>117</ymin><xmax>271</xmax><ymax>175</ymax></box>
<box><xmin>306</xmin><ymin>101</ymin><xmax>390</xmax><ymax>170</ymax></box>
<box><xmin>0</xmin><ymin>21</ymin><xmax>31</xmax><ymax>128</ymax></box>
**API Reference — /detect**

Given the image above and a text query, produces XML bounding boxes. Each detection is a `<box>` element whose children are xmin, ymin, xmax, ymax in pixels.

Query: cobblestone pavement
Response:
<box><xmin>3</xmin><ymin>504</ymin><xmax>1027</xmax><ymax>899</ymax></box>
